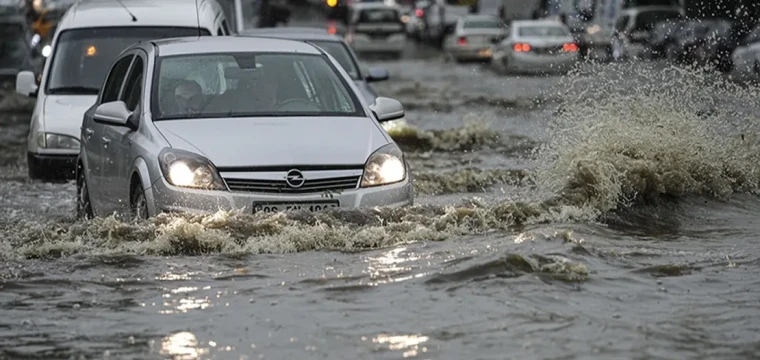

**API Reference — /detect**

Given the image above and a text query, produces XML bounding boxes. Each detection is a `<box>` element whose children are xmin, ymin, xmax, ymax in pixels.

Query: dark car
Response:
<box><xmin>666</xmin><ymin>20</ymin><xmax>710</xmax><ymax>65</ymax></box>
<box><xmin>648</xmin><ymin>19</ymin><xmax>687</xmax><ymax>59</ymax></box>
<box><xmin>256</xmin><ymin>0</ymin><xmax>292</xmax><ymax>28</ymax></box>
<box><xmin>0</xmin><ymin>14</ymin><xmax>42</xmax><ymax>90</ymax></box>
<box><xmin>699</xmin><ymin>20</ymin><xmax>744</xmax><ymax>72</ymax></box>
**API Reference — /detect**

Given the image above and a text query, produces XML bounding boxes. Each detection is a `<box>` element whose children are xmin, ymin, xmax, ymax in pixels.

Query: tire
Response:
<box><xmin>76</xmin><ymin>168</ymin><xmax>94</xmax><ymax>220</ymax></box>
<box><xmin>130</xmin><ymin>183</ymin><xmax>149</xmax><ymax>220</ymax></box>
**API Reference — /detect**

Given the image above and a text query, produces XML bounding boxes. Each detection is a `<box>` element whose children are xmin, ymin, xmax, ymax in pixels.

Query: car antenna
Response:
<box><xmin>115</xmin><ymin>0</ymin><xmax>138</xmax><ymax>22</ymax></box>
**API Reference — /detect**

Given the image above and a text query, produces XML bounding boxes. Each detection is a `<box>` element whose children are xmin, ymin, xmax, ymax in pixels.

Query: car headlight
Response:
<box><xmin>42</xmin><ymin>45</ymin><xmax>51</xmax><ymax>57</ymax></box>
<box><xmin>361</xmin><ymin>144</ymin><xmax>406</xmax><ymax>188</ymax></box>
<box><xmin>37</xmin><ymin>133</ymin><xmax>80</xmax><ymax>150</ymax></box>
<box><xmin>158</xmin><ymin>148</ymin><xmax>226</xmax><ymax>190</ymax></box>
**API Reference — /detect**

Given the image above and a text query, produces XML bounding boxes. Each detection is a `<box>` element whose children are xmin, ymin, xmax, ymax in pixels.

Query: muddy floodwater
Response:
<box><xmin>2</xmin><ymin>41</ymin><xmax>760</xmax><ymax>359</ymax></box>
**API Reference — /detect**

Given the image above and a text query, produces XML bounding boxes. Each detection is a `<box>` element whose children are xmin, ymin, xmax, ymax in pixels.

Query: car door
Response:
<box><xmin>102</xmin><ymin>51</ymin><xmax>146</xmax><ymax>215</ymax></box>
<box><xmin>82</xmin><ymin>53</ymin><xmax>134</xmax><ymax>214</ymax></box>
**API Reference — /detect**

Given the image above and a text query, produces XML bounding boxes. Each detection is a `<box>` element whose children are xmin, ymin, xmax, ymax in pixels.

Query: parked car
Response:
<box><xmin>444</xmin><ymin>14</ymin><xmax>506</xmax><ymax>62</ymax></box>
<box><xmin>237</xmin><ymin>26</ymin><xmax>390</xmax><ymax>104</ymax></box>
<box><xmin>76</xmin><ymin>36</ymin><xmax>413</xmax><ymax>219</ymax></box>
<box><xmin>490</xmin><ymin>20</ymin><xmax>579</xmax><ymax>75</ymax></box>
<box><xmin>610</xmin><ymin>5</ymin><xmax>684</xmax><ymax>61</ymax></box>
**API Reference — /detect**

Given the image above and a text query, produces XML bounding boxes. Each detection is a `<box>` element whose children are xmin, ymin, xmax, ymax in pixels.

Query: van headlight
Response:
<box><xmin>37</xmin><ymin>133</ymin><xmax>80</xmax><ymax>150</ymax></box>
<box><xmin>361</xmin><ymin>144</ymin><xmax>406</xmax><ymax>187</ymax></box>
<box><xmin>42</xmin><ymin>45</ymin><xmax>51</xmax><ymax>57</ymax></box>
<box><xmin>158</xmin><ymin>148</ymin><xmax>226</xmax><ymax>190</ymax></box>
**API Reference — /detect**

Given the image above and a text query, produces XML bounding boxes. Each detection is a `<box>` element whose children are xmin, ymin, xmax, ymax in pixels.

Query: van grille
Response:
<box><xmin>224</xmin><ymin>176</ymin><xmax>361</xmax><ymax>194</ymax></box>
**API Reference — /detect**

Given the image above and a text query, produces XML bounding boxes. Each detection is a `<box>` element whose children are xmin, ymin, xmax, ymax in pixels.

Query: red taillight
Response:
<box><xmin>563</xmin><ymin>43</ymin><xmax>578</xmax><ymax>52</ymax></box>
<box><xmin>458</xmin><ymin>37</ymin><xmax>467</xmax><ymax>46</ymax></box>
<box><xmin>327</xmin><ymin>21</ymin><xmax>337</xmax><ymax>34</ymax></box>
<box><xmin>415</xmin><ymin>8</ymin><xmax>424</xmax><ymax>17</ymax></box>
<box><xmin>513</xmin><ymin>43</ymin><xmax>531</xmax><ymax>52</ymax></box>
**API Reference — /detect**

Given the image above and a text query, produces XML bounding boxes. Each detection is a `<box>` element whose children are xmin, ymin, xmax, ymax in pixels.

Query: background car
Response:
<box><xmin>490</xmin><ymin>19</ymin><xmax>579</xmax><ymax>75</ymax></box>
<box><xmin>730</xmin><ymin>23</ymin><xmax>760</xmax><ymax>81</ymax></box>
<box><xmin>648</xmin><ymin>19</ymin><xmax>687</xmax><ymax>59</ymax></box>
<box><xmin>666</xmin><ymin>20</ymin><xmax>710</xmax><ymax>65</ymax></box>
<box><xmin>0</xmin><ymin>14</ymin><xmax>43</xmax><ymax>91</ymax></box>
<box><xmin>611</xmin><ymin>5</ymin><xmax>684</xmax><ymax>61</ymax></box>
<box><xmin>345</xmin><ymin>2</ymin><xmax>407</xmax><ymax>58</ymax></box>
<box><xmin>77</xmin><ymin>37</ymin><xmax>413</xmax><ymax>219</ymax></box>
<box><xmin>238</xmin><ymin>26</ymin><xmax>390</xmax><ymax>104</ymax></box>
<box><xmin>443</xmin><ymin>14</ymin><xmax>506</xmax><ymax>62</ymax></box>
<box><xmin>422</xmin><ymin>0</ymin><xmax>479</xmax><ymax>48</ymax></box>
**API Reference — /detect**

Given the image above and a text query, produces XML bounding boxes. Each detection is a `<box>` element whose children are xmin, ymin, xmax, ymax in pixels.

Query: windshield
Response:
<box><xmin>311</xmin><ymin>40</ymin><xmax>360</xmax><ymax>80</ymax></box>
<box><xmin>518</xmin><ymin>25</ymin><xmax>569</xmax><ymax>37</ymax></box>
<box><xmin>0</xmin><ymin>22</ymin><xmax>27</xmax><ymax>68</ymax></box>
<box><xmin>358</xmin><ymin>9</ymin><xmax>399</xmax><ymax>23</ymax></box>
<box><xmin>151</xmin><ymin>52</ymin><xmax>363</xmax><ymax>120</ymax></box>
<box><xmin>464</xmin><ymin>19</ymin><xmax>504</xmax><ymax>29</ymax></box>
<box><xmin>46</xmin><ymin>26</ymin><xmax>208</xmax><ymax>95</ymax></box>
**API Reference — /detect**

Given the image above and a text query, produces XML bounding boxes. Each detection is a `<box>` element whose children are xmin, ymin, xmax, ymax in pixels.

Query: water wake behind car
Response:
<box><xmin>1</xmin><ymin>60</ymin><xmax>760</xmax><ymax>359</ymax></box>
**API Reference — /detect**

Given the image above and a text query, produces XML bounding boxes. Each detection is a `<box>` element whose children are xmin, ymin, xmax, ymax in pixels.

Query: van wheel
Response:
<box><xmin>76</xmin><ymin>168</ymin><xmax>94</xmax><ymax>220</ymax></box>
<box><xmin>130</xmin><ymin>184</ymin><xmax>149</xmax><ymax>220</ymax></box>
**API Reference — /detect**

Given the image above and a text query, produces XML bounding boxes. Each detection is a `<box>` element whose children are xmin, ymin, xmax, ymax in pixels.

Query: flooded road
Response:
<box><xmin>2</xmin><ymin>7</ymin><xmax>760</xmax><ymax>359</ymax></box>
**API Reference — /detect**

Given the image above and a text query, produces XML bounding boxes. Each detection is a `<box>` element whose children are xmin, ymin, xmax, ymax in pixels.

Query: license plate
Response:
<box><xmin>252</xmin><ymin>201</ymin><xmax>339</xmax><ymax>213</ymax></box>
<box><xmin>479</xmin><ymin>48</ymin><xmax>492</xmax><ymax>57</ymax></box>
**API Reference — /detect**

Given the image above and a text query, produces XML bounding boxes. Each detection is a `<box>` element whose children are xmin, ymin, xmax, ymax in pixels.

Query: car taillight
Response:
<box><xmin>458</xmin><ymin>37</ymin><xmax>467</xmax><ymax>46</ymax></box>
<box><xmin>327</xmin><ymin>22</ymin><xmax>337</xmax><ymax>34</ymax></box>
<box><xmin>513</xmin><ymin>43</ymin><xmax>531</xmax><ymax>52</ymax></box>
<box><xmin>563</xmin><ymin>43</ymin><xmax>578</xmax><ymax>52</ymax></box>
<box><xmin>415</xmin><ymin>8</ymin><xmax>423</xmax><ymax>17</ymax></box>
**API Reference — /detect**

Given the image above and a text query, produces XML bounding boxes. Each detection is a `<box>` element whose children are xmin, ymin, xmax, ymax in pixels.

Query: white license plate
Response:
<box><xmin>253</xmin><ymin>201</ymin><xmax>339</xmax><ymax>213</ymax></box>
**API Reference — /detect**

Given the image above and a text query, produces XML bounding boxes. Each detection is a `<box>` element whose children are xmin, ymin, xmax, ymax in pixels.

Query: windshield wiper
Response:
<box><xmin>47</xmin><ymin>86</ymin><xmax>99</xmax><ymax>95</ymax></box>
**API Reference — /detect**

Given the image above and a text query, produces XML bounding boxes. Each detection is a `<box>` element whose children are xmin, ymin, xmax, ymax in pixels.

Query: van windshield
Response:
<box><xmin>46</xmin><ymin>26</ymin><xmax>209</xmax><ymax>95</ymax></box>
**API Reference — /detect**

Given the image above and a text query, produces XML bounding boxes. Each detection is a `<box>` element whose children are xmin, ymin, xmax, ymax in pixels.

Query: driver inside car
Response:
<box><xmin>173</xmin><ymin>79</ymin><xmax>205</xmax><ymax>114</ymax></box>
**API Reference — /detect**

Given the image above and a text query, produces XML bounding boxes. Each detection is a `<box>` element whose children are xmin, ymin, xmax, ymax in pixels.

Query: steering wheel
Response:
<box><xmin>275</xmin><ymin>98</ymin><xmax>322</xmax><ymax>112</ymax></box>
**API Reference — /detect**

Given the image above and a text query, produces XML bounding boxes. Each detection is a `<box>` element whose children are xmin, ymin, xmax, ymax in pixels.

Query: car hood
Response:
<box><xmin>353</xmin><ymin>79</ymin><xmax>378</xmax><ymax>104</ymax></box>
<box><xmin>42</xmin><ymin>95</ymin><xmax>98</xmax><ymax>137</ymax></box>
<box><xmin>153</xmin><ymin>116</ymin><xmax>391</xmax><ymax>168</ymax></box>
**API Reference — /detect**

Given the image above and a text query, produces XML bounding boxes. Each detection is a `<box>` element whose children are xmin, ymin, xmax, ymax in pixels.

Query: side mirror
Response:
<box><xmin>369</xmin><ymin>97</ymin><xmax>404</xmax><ymax>122</ymax></box>
<box><xmin>93</xmin><ymin>101</ymin><xmax>137</xmax><ymax>130</ymax></box>
<box><xmin>16</xmin><ymin>70</ymin><xmax>38</xmax><ymax>97</ymax></box>
<box><xmin>366</xmin><ymin>67</ymin><xmax>389</xmax><ymax>82</ymax></box>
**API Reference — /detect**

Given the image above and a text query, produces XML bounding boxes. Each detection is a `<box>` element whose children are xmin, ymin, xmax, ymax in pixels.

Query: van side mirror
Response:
<box><xmin>369</xmin><ymin>97</ymin><xmax>404</xmax><ymax>122</ymax></box>
<box><xmin>16</xmin><ymin>71</ymin><xmax>38</xmax><ymax>97</ymax></box>
<box><xmin>93</xmin><ymin>101</ymin><xmax>137</xmax><ymax>130</ymax></box>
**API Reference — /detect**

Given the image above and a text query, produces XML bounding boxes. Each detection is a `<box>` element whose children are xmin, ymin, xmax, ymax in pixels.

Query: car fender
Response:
<box><xmin>131</xmin><ymin>156</ymin><xmax>158</xmax><ymax>217</ymax></box>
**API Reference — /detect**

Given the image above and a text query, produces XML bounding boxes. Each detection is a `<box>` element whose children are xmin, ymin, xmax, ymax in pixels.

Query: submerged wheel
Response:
<box><xmin>130</xmin><ymin>184</ymin><xmax>149</xmax><ymax>220</ymax></box>
<box><xmin>76</xmin><ymin>167</ymin><xmax>94</xmax><ymax>220</ymax></box>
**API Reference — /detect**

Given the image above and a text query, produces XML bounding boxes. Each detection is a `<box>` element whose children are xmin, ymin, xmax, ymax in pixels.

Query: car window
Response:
<box><xmin>518</xmin><ymin>25</ymin><xmax>569</xmax><ymax>37</ymax></box>
<box><xmin>464</xmin><ymin>19</ymin><xmax>504</xmax><ymax>29</ymax></box>
<box><xmin>121</xmin><ymin>56</ymin><xmax>144</xmax><ymax>112</ymax></box>
<box><xmin>101</xmin><ymin>55</ymin><xmax>134</xmax><ymax>104</ymax></box>
<box><xmin>357</xmin><ymin>8</ymin><xmax>399</xmax><ymax>23</ymax></box>
<box><xmin>310</xmin><ymin>40</ymin><xmax>361</xmax><ymax>80</ymax></box>
<box><xmin>152</xmin><ymin>52</ymin><xmax>363</xmax><ymax>120</ymax></box>
<box><xmin>46</xmin><ymin>26</ymin><xmax>210</xmax><ymax>95</ymax></box>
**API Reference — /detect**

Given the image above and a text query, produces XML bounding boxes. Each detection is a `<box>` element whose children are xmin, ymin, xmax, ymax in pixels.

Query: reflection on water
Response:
<box><xmin>160</xmin><ymin>332</ymin><xmax>208</xmax><ymax>359</ymax></box>
<box><xmin>366</xmin><ymin>247</ymin><xmax>428</xmax><ymax>285</ymax></box>
<box><xmin>364</xmin><ymin>333</ymin><xmax>430</xmax><ymax>358</ymax></box>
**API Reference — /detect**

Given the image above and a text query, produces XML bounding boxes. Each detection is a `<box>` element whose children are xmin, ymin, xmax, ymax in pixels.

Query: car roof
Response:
<box><xmin>57</xmin><ymin>0</ymin><xmax>216</xmax><ymax>30</ymax></box>
<box><xmin>238</xmin><ymin>27</ymin><xmax>343</xmax><ymax>42</ymax></box>
<box><xmin>512</xmin><ymin>20</ymin><xmax>567</xmax><ymax>28</ymax></box>
<box><xmin>151</xmin><ymin>36</ymin><xmax>323</xmax><ymax>57</ymax></box>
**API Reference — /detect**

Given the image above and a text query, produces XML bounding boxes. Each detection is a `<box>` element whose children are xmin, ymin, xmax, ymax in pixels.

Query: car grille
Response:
<box><xmin>224</xmin><ymin>175</ymin><xmax>361</xmax><ymax>194</ymax></box>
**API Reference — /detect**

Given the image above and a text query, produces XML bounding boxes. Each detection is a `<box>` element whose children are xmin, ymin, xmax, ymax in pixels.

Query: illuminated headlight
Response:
<box><xmin>361</xmin><ymin>144</ymin><xmax>406</xmax><ymax>187</ymax></box>
<box><xmin>158</xmin><ymin>148</ymin><xmax>226</xmax><ymax>190</ymax></box>
<box><xmin>42</xmin><ymin>45</ymin><xmax>51</xmax><ymax>57</ymax></box>
<box><xmin>37</xmin><ymin>133</ymin><xmax>80</xmax><ymax>150</ymax></box>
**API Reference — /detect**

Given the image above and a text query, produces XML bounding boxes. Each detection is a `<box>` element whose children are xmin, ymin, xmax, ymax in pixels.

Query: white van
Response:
<box><xmin>15</xmin><ymin>0</ymin><xmax>231</xmax><ymax>181</ymax></box>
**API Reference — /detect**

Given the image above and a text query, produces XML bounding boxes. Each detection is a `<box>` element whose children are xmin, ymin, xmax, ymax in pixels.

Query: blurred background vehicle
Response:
<box><xmin>665</xmin><ymin>19</ymin><xmax>707</xmax><ymax>64</ymax></box>
<box><xmin>610</xmin><ymin>5</ymin><xmax>683</xmax><ymax>61</ymax></box>
<box><xmin>443</xmin><ymin>13</ymin><xmax>506</xmax><ymax>62</ymax></box>
<box><xmin>730</xmin><ymin>23</ymin><xmax>760</xmax><ymax>81</ymax></box>
<box><xmin>346</xmin><ymin>2</ymin><xmax>407</xmax><ymax>58</ymax></box>
<box><xmin>647</xmin><ymin>18</ymin><xmax>686</xmax><ymax>59</ymax></box>
<box><xmin>0</xmin><ymin>12</ymin><xmax>42</xmax><ymax>91</ymax></box>
<box><xmin>699</xmin><ymin>19</ymin><xmax>746</xmax><ymax>73</ymax></box>
<box><xmin>405</xmin><ymin>0</ymin><xmax>432</xmax><ymax>40</ymax></box>
<box><xmin>238</xmin><ymin>26</ymin><xmax>390</xmax><ymax>103</ymax></box>
<box><xmin>422</xmin><ymin>0</ymin><xmax>480</xmax><ymax>48</ymax></box>
<box><xmin>254</xmin><ymin>0</ymin><xmax>292</xmax><ymax>27</ymax></box>
<box><xmin>490</xmin><ymin>19</ymin><xmax>579</xmax><ymax>74</ymax></box>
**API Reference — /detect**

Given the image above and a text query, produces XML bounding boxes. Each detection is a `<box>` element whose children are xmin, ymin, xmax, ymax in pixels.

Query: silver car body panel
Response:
<box><xmin>79</xmin><ymin>36</ymin><xmax>413</xmax><ymax>218</ymax></box>
<box><xmin>492</xmin><ymin>20</ymin><xmax>579</xmax><ymax>73</ymax></box>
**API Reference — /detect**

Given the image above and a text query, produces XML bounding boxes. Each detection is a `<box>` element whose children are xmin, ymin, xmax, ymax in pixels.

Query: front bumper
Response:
<box><xmin>27</xmin><ymin>152</ymin><xmax>77</xmax><ymax>180</ymax></box>
<box><xmin>148</xmin><ymin>175</ymin><xmax>415</xmax><ymax>216</ymax></box>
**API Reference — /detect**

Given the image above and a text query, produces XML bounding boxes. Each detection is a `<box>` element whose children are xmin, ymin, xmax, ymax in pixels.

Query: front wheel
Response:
<box><xmin>76</xmin><ymin>168</ymin><xmax>94</xmax><ymax>220</ymax></box>
<box><xmin>130</xmin><ymin>184</ymin><xmax>149</xmax><ymax>220</ymax></box>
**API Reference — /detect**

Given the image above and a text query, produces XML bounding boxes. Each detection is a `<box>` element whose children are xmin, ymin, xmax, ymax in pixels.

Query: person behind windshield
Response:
<box><xmin>173</xmin><ymin>80</ymin><xmax>204</xmax><ymax>114</ymax></box>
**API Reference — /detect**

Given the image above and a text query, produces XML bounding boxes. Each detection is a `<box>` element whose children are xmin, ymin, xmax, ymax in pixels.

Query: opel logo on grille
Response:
<box><xmin>285</xmin><ymin>169</ymin><xmax>305</xmax><ymax>188</ymax></box>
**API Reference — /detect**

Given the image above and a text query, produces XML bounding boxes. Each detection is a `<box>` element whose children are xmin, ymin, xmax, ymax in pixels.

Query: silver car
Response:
<box><xmin>444</xmin><ymin>14</ymin><xmax>507</xmax><ymax>62</ymax></box>
<box><xmin>76</xmin><ymin>36</ymin><xmax>414</xmax><ymax>219</ymax></box>
<box><xmin>491</xmin><ymin>20</ymin><xmax>580</xmax><ymax>75</ymax></box>
<box><xmin>237</xmin><ymin>27</ymin><xmax>389</xmax><ymax>104</ymax></box>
